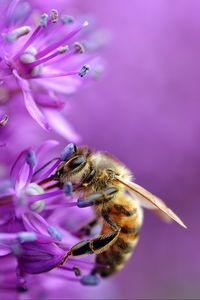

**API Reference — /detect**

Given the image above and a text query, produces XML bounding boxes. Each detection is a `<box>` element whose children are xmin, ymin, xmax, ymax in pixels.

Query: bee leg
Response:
<box><xmin>75</xmin><ymin>219</ymin><xmax>99</xmax><ymax>238</ymax></box>
<box><xmin>60</xmin><ymin>231</ymin><xmax>120</xmax><ymax>265</ymax></box>
<box><xmin>88</xmin><ymin>211</ymin><xmax>121</xmax><ymax>256</ymax></box>
<box><xmin>60</xmin><ymin>191</ymin><xmax>120</xmax><ymax>265</ymax></box>
<box><xmin>77</xmin><ymin>187</ymin><xmax>118</xmax><ymax>208</ymax></box>
<box><xmin>60</xmin><ymin>221</ymin><xmax>120</xmax><ymax>265</ymax></box>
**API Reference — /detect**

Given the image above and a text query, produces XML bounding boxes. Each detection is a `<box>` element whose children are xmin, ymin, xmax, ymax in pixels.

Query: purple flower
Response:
<box><xmin>0</xmin><ymin>1</ymin><xmax>101</xmax><ymax>140</ymax></box>
<box><xmin>0</xmin><ymin>141</ymin><xmax>101</xmax><ymax>296</ymax></box>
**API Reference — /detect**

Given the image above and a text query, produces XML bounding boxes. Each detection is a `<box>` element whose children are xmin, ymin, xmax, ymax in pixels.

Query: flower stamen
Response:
<box><xmin>63</xmin><ymin>182</ymin><xmax>73</xmax><ymax>196</ymax></box>
<box><xmin>61</xmin><ymin>15</ymin><xmax>74</xmax><ymax>24</ymax></box>
<box><xmin>74</xmin><ymin>42</ymin><xmax>85</xmax><ymax>54</ymax></box>
<box><xmin>6</xmin><ymin>26</ymin><xmax>31</xmax><ymax>42</ymax></box>
<box><xmin>39</xmin><ymin>13</ymin><xmax>49</xmax><ymax>28</ymax></box>
<box><xmin>80</xmin><ymin>274</ymin><xmax>101</xmax><ymax>286</ymax></box>
<box><xmin>79</xmin><ymin>64</ymin><xmax>90</xmax><ymax>77</ymax></box>
<box><xmin>17</xmin><ymin>232</ymin><xmax>37</xmax><ymax>243</ymax></box>
<box><xmin>0</xmin><ymin>114</ymin><xmax>9</xmax><ymax>127</ymax></box>
<box><xmin>26</xmin><ymin>150</ymin><xmax>37</xmax><ymax>168</ymax></box>
<box><xmin>50</xmin><ymin>9</ymin><xmax>58</xmax><ymax>24</ymax></box>
<box><xmin>47</xmin><ymin>226</ymin><xmax>62</xmax><ymax>241</ymax></box>
<box><xmin>36</xmin><ymin>21</ymin><xmax>88</xmax><ymax>59</ymax></box>
<box><xmin>26</xmin><ymin>46</ymin><xmax>69</xmax><ymax>70</ymax></box>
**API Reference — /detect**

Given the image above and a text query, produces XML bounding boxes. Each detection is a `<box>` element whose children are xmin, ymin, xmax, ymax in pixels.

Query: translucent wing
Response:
<box><xmin>115</xmin><ymin>176</ymin><xmax>187</xmax><ymax>229</ymax></box>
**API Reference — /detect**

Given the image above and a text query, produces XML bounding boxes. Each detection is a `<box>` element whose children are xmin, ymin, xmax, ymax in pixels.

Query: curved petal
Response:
<box><xmin>35</xmin><ymin>140</ymin><xmax>59</xmax><ymax>162</ymax></box>
<box><xmin>10</xmin><ymin>149</ymin><xmax>34</xmax><ymax>194</ymax></box>
<box><xmin>33</xmin><ymin>140</ymin><xmax>60</xmax><ymax>181</ymax></box>
<box><xmin>33</xmin><ymin>159</ymin><xmax>60</xmax><ymax>182</ymax></box>
<box><xmin>44</xmin><ymin>108</ymin><xmax>81</xmax><ymax>142</ymax></box>
<box><xmin>35</xmin><ymin>94</ymin><xmax>65</xmax><ymax>109</ymax></box>
<box><xmin>22</xmin><ymin>212</ymin><xmax>49</xmax><ymax>236</ymax></box>
<box><xmin>13</xmin><ymin>70</ymin><xmax>49</xmax><ymax>131</ymax></box>
<box><xmin>32</xmin><ymin>71</ymin><xmax>81</xmax><ymax>95</ymax></box>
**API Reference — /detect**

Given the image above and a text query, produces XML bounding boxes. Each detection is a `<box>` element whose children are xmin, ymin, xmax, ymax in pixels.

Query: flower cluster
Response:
<box><xmin>0</xmin><ymin>0</ymin><xmax>102</xmax><ymax>142</ymax></box>
<box><xmin>0</xmin><ymin>0</ymin><xmax>105</xmax><ymax>298</ymax></box>
<box><xmin>0</xmin><ymin>141</ymin><xmax>102</xmax><ymax>296</ymax></box>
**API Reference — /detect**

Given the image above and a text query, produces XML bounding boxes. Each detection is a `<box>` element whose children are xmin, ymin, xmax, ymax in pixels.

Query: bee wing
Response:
<box><xmin>115</xmin><ymin>176</ymin><xmax>187</xmax><ymax>228</ymax></box>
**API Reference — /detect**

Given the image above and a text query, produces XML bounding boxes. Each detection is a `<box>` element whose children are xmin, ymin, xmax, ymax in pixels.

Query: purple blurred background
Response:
<box><xmin>67</xmin><ymin>0</ymin><xmax>199</xmax><ymax>298</ymax></box>
<box><xmin>1</xmin><ymin>0</ymin><xmax>199</xmax><ymax>298</ymax></box>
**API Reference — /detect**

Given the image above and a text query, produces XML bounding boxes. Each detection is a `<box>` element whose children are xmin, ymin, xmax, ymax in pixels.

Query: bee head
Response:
<box><xmin>55</xmin><ymin>143</ymin><xmax>91</xmax><ymax>184</ymax></box>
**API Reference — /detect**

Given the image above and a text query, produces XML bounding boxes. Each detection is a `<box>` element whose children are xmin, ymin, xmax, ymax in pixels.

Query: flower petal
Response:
<box><xmin>33</xmin><ymin>159</ymin><xmax>60</xmax><ymax>182</ymax></box>
<box><xmin>32</xmin><ymin>75</ymin><xmax>81</xmax><ymax>95</ymax></box>
<box><xmin>35</xmin><ymin>94</ymin><xmax>65</xmax><ymax>109</ymax></box>
<box><xmin>18</xmin><ymin>242</ymin><xmax>65</xmax><ymax>274</ymax></box>
<box><xmin>36</xmin><ymin>140</ymin><xmax>59</xmax><ymax>162</ymax></box>
<box><xmin>33</xmin><ymin>140</ymin><xmax>60</xmax><ymax>181</ymax></box>
<box><xmin>44</xmin><ymin>109</ymin><xmax>81</xmax><ymax>142</ymax></box>
<box><xmin>22</xmin><ymin>212</ymin><xmax>49</xmax><ymax>236</ymax></box>
<box><xmin>10</xmin><ymin>149</ymin><xmax>32</xmax><ymax>192</ymax></box>
<box><xmin>13</xmin><ymin>70</ymin><xmax>49</xmax><ymax>130</ymax></box>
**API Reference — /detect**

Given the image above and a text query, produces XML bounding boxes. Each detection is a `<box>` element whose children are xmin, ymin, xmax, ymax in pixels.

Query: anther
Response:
<box><xmin>30</xmin><ymin>200</ymin><xmax>45</xmax><ymax>213</ymax></box>
<box><xmin>63</xmin><ymin>182</ymin><xmax>73</xmax><ymax>196</ymax></box>
<box><xmin>0</xmin><ymin>114</ymin><xmax>8</xmax><ymax>127</ymax></box>
<box><xmin>39</xmin><ymin>13</ymin><xmax>49</xmax><ymax>28</ymax></box>
<box><xmin>61</xmin><ymin>15</ymin><xmax>74</xmax><ymax>24</ymax></box>
<box><xmin>17</xmin><ymin>232</ymin><xmax>37</xmax><ymax>243</ymax></box>
<box><xmin>80</xmin><ymin>274</ymin><xmax>100</xmax><ymax>286</ymax></box>
<box><xmin>50</xmin><ymin>9</ymin><xmax>58</xmax><ymax>23</ymax></box>
<box><xmin>57</xmin><ymin>45</ymin><xmax>69</xmax><ymax>54</ymax></box>
<box><xmin>47</xmin><ymin>226</ymin><xmax>62</xmax><ymax>241</ymax></box>
<box><xmin>31</xmin><ymin>65</ymin><xmax>42</xmax><ymax>76</ymax></box>
<box><xmin>73</xmin><ymin>266</ymin><xmax>81</xmax><ymax>277</ymax></box>
<box><xmin>6</xmin><ymin>26</ymin><xmax>31</xmax><ymax>42</ymax></box>
<box><xmin>26</xmin><ymin>182</ymin><xmax>44</xmax><ymax>195</ymax></box>
<box><xmin>60</xmin><ymin>143</ymin><xmax>77</xmax><ymax>161</ymax></box>
<box><xmin>74</xmin><ymin>42</ymin><xmax>85</xmax><ymax>54</ymax></box>
<box><xmin>20</xmin><ymin>52</ymin><xmax>35</xmax><ymax>64</ymax></box>
<box><xmin>79</xmin><ymin>64</ymin><xmax>90</xmax><ymax>77</ymax></box>
<box><xmin>26</xmin><ymin>150</ymin><xmax>37</xmax><ymax>167</ymax></box>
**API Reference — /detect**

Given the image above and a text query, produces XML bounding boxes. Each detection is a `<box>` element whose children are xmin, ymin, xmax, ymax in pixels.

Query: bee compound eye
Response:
<box><xmin>68</xmin><ymin>155</ymin><xmax>86</xmax><ymax>170</ymax></box>
<box><xmin>60</xmin><ymin>143</ymin><xmax>77</xmax><ymax>161</ymax></box>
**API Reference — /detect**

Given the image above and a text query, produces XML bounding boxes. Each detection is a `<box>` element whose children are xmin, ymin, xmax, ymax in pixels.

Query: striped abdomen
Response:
<box><xmin>95</xmin><ymin>192</ymin><xmax>143</xmax><ymax>277</ymax></box>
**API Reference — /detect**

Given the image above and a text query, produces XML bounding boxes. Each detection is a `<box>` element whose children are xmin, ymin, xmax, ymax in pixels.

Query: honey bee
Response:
<box><xmin>50</xmin><ymin>143</ymin><xmax>186</xmax><ymax>277</ymax></box>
